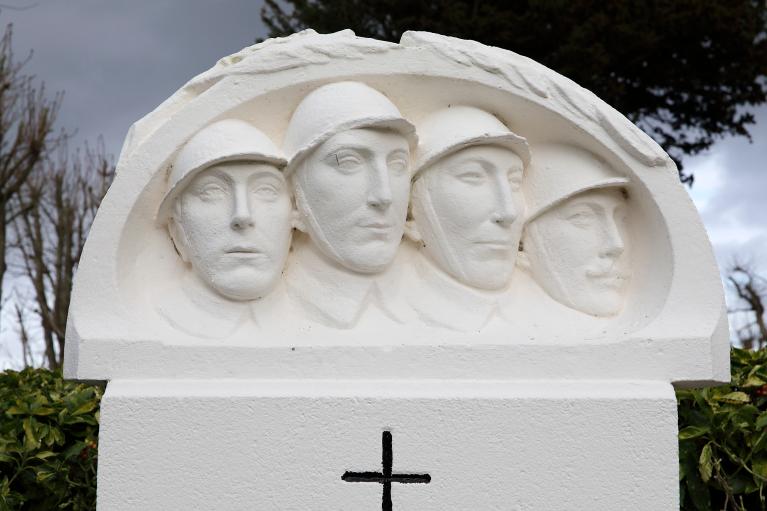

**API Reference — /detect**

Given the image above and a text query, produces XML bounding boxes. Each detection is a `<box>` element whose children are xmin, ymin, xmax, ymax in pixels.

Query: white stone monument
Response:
<box><xmin>64</xmin><ymin>30</ymin><xmax>729</xmax><ymax>510</ymax></box>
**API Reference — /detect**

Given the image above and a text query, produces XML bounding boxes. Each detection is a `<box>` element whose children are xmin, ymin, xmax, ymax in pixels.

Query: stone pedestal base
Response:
<box><xmin>98</xmin><ymin>380</ymin><xmax>677</xmax><ymax>510</ymax></box>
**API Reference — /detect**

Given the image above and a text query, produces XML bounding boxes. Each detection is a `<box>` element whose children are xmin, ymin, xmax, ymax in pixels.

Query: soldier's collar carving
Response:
<box><xmin>284</xmin><ymin>236</ymin><xmax>409</xmax><ymax>329</ymax></box>
<box><xmin>155</xmin><ymin>271</ymin><xmax>250</xmax><ymax>339</ymax></box>
<box><xmin>408</xmin><ymin>249</ymin><xmax>512</xmax><ymax>332</ymax></box>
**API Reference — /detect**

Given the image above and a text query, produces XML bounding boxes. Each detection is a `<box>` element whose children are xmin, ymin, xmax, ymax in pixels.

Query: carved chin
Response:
<box><xmin>334</xmin><ymin>243</ymin><xmax>399</xmax><ymax>274</ymax></box>
<box><xmin>207</xmin><ymin>268</ymin><xmax>278</xmax><ymax>301</ymax></box>
<box><xmin>464</xmin><ymin>270</ymin><xmax>513</xmax><ymax>291</ymax></box>
<box><xmin>572</xmin><ymin>288</ymin><xmax>625</xmax><ymax>317</ymax></box>
<box><xmin>452</xmin><ymin>256</ymin><xmax>515</xmax><ymax>291</ymax></box>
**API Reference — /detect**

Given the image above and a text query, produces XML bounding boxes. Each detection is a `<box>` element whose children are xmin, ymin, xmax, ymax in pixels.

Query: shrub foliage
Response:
<box><xmin>678</xmin><ymin>348</ymin><xmax>767</xmax><ymax>510</ymax></box>
<box><xmin>1</xmin><ymin>350</ymin><xmax>766</xmax><ymax>509</ymax></box>
<box><xmin>0</xmin><ymin>369</ymin><xmax>102</xmax><ymax>510</ymax></box>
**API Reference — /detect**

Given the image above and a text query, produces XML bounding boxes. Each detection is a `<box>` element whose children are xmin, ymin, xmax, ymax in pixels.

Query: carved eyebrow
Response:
<box><xmin>559</xmin><ymin>200</ymin><xmax>600</xmax><ymax>217</ymax></box>
<box><xmin>387</xmin><ymin>148</ymin><xmax>409</xmax><ymax>158</ymax></box>
<box><xmin>247</xmin><ymin>168</ymin><xmax>284</xmax><ymax>180</ymax></box>
<box><xmin>451</xmin><ymin>157</ymin><xmax>493</xmax><ymax>171</ymax></box>
<box><xmin>248</xmin><ymin>170</ymin><xmax>285</xmax><ymax>185</ymax></box>
<box><xmin>204</xmin><ymin>168</ymin><xmax>234</xmax><ymax>185</ymax></box>
<box><xmin>322</xmin><ymin>143</ymin><xmax>373</xmax><ymax>157</ymax></box>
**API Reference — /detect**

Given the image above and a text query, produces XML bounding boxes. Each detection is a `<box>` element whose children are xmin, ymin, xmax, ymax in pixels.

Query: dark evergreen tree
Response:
<box><xmin>262</xmin><ymin>0</ymin><xmax>767</xmax><ymax>184</ymax></box>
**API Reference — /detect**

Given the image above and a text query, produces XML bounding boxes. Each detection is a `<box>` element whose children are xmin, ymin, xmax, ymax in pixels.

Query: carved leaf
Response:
<box><xmin>402</xmin><ymin>30</ymin><xmax>667</xmax><ymax>167</ymax></box>
<box><xmin>187</xmin><ymin>29</ymin><xmax>400</xmax><ymax>95</ymax></box>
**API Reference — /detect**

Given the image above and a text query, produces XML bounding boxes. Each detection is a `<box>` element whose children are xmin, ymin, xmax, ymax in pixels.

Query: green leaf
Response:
<box><xmin>686</xmin><ymin>467</ymin><xmax>712</xmax><ymax>510</ymax></box>
<box><xmin>30</xmin><ymin>406</ymin><xmax>55</xmax><ymax>416</ymax></box>
<box><xmin>33</xmin><ymin>451</ymin><xmax>56</xmax><ymax>460</ymax></box>
<box><xmin>717</xmin><ymin>391</ymin><xmax>751</xmax><ymax>404</ymax></box>
<box><xmin>699</xmin><ymin>443</ymin><xmax>714</xmax><ymax>483</ymax></box>
<box><xmin>726</xmin><ymin>473</ymin><xmax>754</xmax><ymax>494</ymax></box>
<box><xmin>22</xmin><ymin>417</ymin><xmax>39</xmax><ymax>450</ymax></box>
<box><xmin>757</xmin><ymin>411</ymin><xmax>767</xmax><ymax>431</ymax></box>
<box><xmin>4</xmin><ymin>406</ymin><xmax>27</xmax><ymax>416</ymax></box>
<box><xmin>679</xmin><ymin>426</ymin><xmax>710</xmax><ymax>440</ymax></box>
<box><xmin>33</xmin><ymin>466</ymin><xmax>56</xmax><ymax>483</ymax></box>
<box><xmin>753</xmin><ymin>429</ymin><xmax>767</xmax><ymax>454</ymax></box>
<box><xmin>71</xmin><ymin>401</ymin><xmax>96</xmax><ymax>416</ymax></box>
<box><xmin>742</xmin><ymin>375</ymin><xmax>767</xmax><ymax>388</ymax></box>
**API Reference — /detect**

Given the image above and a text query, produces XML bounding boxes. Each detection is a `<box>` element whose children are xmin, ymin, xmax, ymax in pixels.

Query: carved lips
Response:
<box><xmin>224</xmin><ymin>246</ymin><xmax>269</xmax><ymax>263</ymax></box>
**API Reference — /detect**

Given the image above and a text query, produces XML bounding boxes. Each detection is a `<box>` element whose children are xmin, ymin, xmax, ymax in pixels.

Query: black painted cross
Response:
<box><xmin>342</xmin><ymin>431</ymin><xmax>431</xmax><ymax>511</ymax></box>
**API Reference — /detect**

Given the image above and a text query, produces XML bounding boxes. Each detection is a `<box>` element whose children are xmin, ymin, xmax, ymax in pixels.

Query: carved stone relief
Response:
<box><xmin>408</xmin><ymin>106</ymin><xmax>529</xmax><ymax>292</ymax></box>
<box><xmin>150</xmin><ymin>90</ymin><xmax>633</xmax><ymax>333</ymax></box>
<box><xmin>519</xmin><ymin>144</ymin><xmax>631</xmax><ymax>317</ymax></box>
<box><xmin>282</xmin><ymin>81</ymin><xmax>416</xmax><ymax>328</ymax></box>
<box><xmin>64</xmin><ymin>30</ymin><xmax>727</xmax><ymax>382</ymax></box>
<box><xmin>154</xmin><ymin>119</ymin><xmax>292</xmax><ymax>336</ymax></box>
<box><xmin>149</xmin><ymin>90</ymin><xmax>638</xmax><ymax>334</ymax></box>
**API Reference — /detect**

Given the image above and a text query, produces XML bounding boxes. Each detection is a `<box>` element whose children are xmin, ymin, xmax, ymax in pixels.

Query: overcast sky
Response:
<box><xmin>0</xmin><ymin>1</ymin><xmax>765</xmax><ymax>366</ymax></box>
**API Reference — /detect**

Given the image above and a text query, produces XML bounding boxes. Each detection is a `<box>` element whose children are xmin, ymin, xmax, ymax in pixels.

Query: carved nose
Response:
<box><xmin>230</xmin><ymin>189</ymin><xmax>255</xmax><ymax>230</ymax></box>
<box><xmin>230</xmin><ymin>214</ymin><xmax>255</xmax><ymax>230</ymax></box>
<box><xmin>492</xmin><ymin>182</ymin><xmax>518</xmax><ymax>226</ymax></box>
<box><xmin>601</xmin><ymin>220</ymin><xmax>625</xmax><ymax>257</ymax></box>
<box><xmin>367</xmin><ymin>165</ymin><xmax>393</xmax><ymax>209</ymax></box>
<box><xmin>367</xmin><ymin>193</ymin><xmax>392</xmax><ymax>209</ymax></box>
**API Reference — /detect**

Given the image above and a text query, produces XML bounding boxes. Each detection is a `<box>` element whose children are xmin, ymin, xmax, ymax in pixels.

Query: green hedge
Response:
<box><xmin>0</xmin><ymin>369</ymin><xmax>102</xmax><ymax>510</ymax></box>
<box><xmin>1</xmin><ymin>349</ymin><xmax>765</xmax><ymax>509</ymax></box>
<box><xmin>678</xmin><ymin>348</ymin><xmax>767</xmax><ymax>511</ymax></box>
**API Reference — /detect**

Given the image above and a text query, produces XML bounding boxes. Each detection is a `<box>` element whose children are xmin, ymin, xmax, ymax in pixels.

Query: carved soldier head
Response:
<box><xmin>407</xmin><ymin>106</ymin><xmax>530</xmax><ymax>290</ymax></box>
<box><xmin>156</xmin><ymin>119</ymin><xmax>292</xmax><ymax>301</ymax></box>
<box><xmin>520</xmin><ymin>143</ymin><xmax>631</xmax><ymax>316</ymax></box>
<box><xmin>283</xmin><ymin>82</ymin><xmax>417</xmax><ymax>274</ymax></box>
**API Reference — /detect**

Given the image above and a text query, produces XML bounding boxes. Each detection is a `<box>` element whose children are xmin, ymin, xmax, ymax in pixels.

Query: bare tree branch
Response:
<box><xmin>0</xmin><ymin>23</ymin><xmax>61</xmax><ymax>342</ymax></box>
<box><xmin>726</xmin><ymin>261</ymin><xmax>767</xmax><ymax>350</ymax></box>
<box><xmin>12</xmin><ymin>139</ymin><xmax>113</xmax><ymax>369</ymax></box>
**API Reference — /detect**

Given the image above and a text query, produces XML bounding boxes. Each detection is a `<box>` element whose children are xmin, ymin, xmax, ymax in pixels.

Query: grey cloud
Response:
<box><xmin>687</xmin><ymin>106</ymin><xmax>767</xmax><ymax>269</ymax></box>
<box><xmin>5</xmin><ymin>0</ymin><xmax>268</xmax><ymax>155</ymax></box>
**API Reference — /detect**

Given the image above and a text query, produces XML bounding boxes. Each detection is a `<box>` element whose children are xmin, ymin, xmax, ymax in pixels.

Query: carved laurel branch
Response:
<box><xmin>124</xmin><ymin>30</ymin><xmax>399</xmax><ymax>158</ymax></box>
<box><xmin>399</xmin><ymin>31</ymin><xmax>668</xmax><ymax>167</ymax></box>
<box><xmin>185</xmin><ymin>29</ymin><xmax>401</xmax><ymax>94</ymax></box>
<box><xmin>132</xmin><ymin>29</ymin><xmax>667</xmax><ymax>169</ymax></box>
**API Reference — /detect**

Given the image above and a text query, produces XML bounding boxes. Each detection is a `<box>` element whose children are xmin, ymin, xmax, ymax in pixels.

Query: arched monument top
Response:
<box><xmin>64</xmin><ymin>30</ymin><xmax>728</xmax><ymax>384</ymax></box>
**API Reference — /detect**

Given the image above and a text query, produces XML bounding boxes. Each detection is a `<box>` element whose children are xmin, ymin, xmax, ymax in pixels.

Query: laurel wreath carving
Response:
<box><xmin>134</xmin><ymin>29</ymin><xmax>667</xmax><ymax>169</ymax></box>
<box><xmin>400</xmin><ymin>31</ymin><xmax>667</xmax><ymax>167</ymax></box>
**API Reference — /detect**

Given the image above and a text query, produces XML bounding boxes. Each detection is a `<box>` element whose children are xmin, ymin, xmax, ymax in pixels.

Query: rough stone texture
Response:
<box><xmin>63</xmin><ymin>30</ymin><xmax>729</xmax><ymax>385</ymax></box>
<box><xmin>98</xmin><ymin>380</ymin><xmax>677</xmax><ymax>510</ymax></box>
<box><xmin>63</xmin><ymin>30</ymin><xmax>727</xmax><ymax>510</ymax></box>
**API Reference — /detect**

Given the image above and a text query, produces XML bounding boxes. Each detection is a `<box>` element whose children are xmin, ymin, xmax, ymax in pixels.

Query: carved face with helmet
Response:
<box><xmin>407</xmin><ymin>106</ymin><xmax>530</xmax><ymax>291</ymax></box>
<box><xmin>156</xmin><ymin>119</ymin><xmax>292</xmax><ymax>301</ymax></box>
<box><xmin>283</xmin><ymin>82</ymin><xmax>418</xmax><ymax>274</ymax></box>
<box><xmin>519</xmin><ymin>143</ymin><xmax>631</xmax><ymax>317</ymax></box>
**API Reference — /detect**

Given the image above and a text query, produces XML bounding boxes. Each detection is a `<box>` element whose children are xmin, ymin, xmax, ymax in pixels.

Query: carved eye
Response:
<box><xmin>331</xmin><ymin>150</ymin><xmax>364</xmax><ymax>174</ymax></box>
<box><xmin>566</xmin><ymin>209</ymin><xmax>597</xmax><ymax>228</ymax></box>
<box><xmin>456</xmin><ymin>170</ymin><xmax>485</xmax><ymax>184</ymax></box>
<box><xmin>196</xmin><ymin>183</ymin><xmax>227</xmax><ymax>201</ymax></box>
<box><xmin>388</xmin><ymin>156</ymin><xmax>409</xmax><ymax>175</ymax></box>
<box><xmin>253</xmin><ymin>184</ymin><xmax>279</xmax><ymax>200</ymax></box>
<box><xmin>614</xmin><ymin>207</ymin><xmax>629</xmax><ymax>227</ymax></box>
<box><xmin>508</xmin><ymin>170</ymin><xmax>523</xmax><ymax>190</ymax></box>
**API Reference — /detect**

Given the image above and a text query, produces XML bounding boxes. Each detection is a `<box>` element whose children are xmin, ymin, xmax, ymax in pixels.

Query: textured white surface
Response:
<box><xmin>67</xmin><ymin>30</ymin><xmax>723</xmax><ymax>508</ymax></box>
<box><xmin>98</xmin><ymin>380</ymin><xmax>678</xmax><ymax>510</ymax></box>
<box><xmin>63</xmin><ymin>30</ymin><xmax>728</xmax><ymax>384</ymax></box>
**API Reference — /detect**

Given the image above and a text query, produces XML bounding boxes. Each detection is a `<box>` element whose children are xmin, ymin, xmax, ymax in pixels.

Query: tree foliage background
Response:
<box><xmin>262</xmin><ymin>0</ymin><xmax>767</xmax><ymax>185</ymax></box>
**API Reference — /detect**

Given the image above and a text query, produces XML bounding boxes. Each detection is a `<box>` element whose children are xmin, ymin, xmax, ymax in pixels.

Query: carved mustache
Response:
<box><xmin>585</xmin><ymin>267</ymin><xmax>630</xmax><ymax>281</ymax></box>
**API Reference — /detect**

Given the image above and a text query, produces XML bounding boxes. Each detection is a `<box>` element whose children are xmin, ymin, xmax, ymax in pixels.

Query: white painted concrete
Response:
<box><xmin>60</xmin><ymin>29</ymin><xmax>728</xmax><ymax>510</ymax></box>
<box><xmin>63</xmin><ymin>29</ymin><xmax>728</xmax><ymax>384</ymax></box>
<box><xmin>98</xmin><ymin>379</ymin><xmax>678</xmax><ymax>511</ymax></box>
